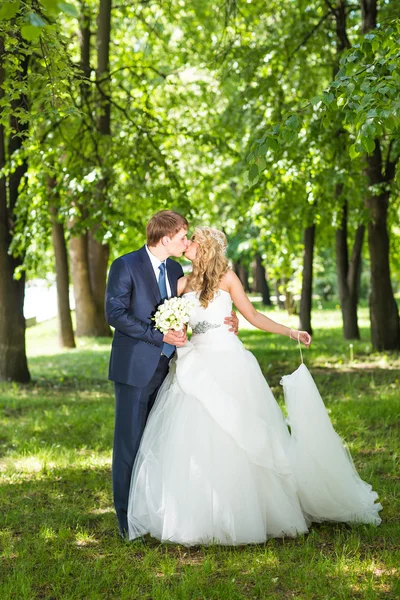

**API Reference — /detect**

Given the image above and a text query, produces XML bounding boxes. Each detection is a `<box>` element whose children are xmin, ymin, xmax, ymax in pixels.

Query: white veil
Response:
<box><xmin>280</xmin><ymin>337</ymin><xmax>382</xmax><ymax>525</ymax></box>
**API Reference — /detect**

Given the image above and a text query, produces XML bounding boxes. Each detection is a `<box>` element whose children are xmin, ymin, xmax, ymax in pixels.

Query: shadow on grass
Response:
<box><xmin>0</xmin><ymin>325</ymin><xmax>399</xmax><ymax>598</ymax></box>
<box><xmin>28</xmin><ymin>348</ymin><xmax>111</xmax><ymax>390</ymax></box>
<box><xmin>0</xmin><ymin>394</ymin><xmax>114</xmax><ymax>455</ymax></box>
<box><xmin>0</xmin><ymin>464</ymin><xmax>114</xmax><ymax>534</ymax></box>
<box><xmin>1</xmin><ymin>464</ymin><xmax>398</xmax><ymax>600</ymax></box>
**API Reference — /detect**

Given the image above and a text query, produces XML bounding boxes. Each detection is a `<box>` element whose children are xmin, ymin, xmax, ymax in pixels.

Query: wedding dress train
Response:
<box><xmin>127</xmin><ymin>290</ymin><xmax>382</xmax><ymax>545</ymax></box>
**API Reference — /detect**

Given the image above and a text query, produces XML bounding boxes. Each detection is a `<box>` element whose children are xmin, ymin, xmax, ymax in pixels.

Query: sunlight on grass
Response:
<box><xmin>1</xmin><ymin>308</ymin><xmax>399</xmax><ymax>599</ymax></box>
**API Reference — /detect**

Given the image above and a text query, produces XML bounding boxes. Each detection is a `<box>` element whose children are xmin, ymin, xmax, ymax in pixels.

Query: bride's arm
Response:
<box><xmin>177</xmin><ymin>276</ymin><xmax>188</xmax><ymax>297</ymax></box>
<box><xmin>224</xmin><ymin>270</ymin><xmax>311</xmax><ymax>347</ymax></box>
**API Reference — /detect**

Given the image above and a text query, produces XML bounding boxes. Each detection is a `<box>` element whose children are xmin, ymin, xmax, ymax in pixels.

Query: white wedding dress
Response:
<box><xmin>127</xmin><ymin>290</ymin><xmax>382</xmax><ymax>545</ymax></box>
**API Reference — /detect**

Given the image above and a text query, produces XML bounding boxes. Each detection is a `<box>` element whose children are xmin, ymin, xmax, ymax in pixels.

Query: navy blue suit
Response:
<box><xmin>105</xmin><ymin>245</ymin><xmax>184</xmax><ymax>534</ymax></box>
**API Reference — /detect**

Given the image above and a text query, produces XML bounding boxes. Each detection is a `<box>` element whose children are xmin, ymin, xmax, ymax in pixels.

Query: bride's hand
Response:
<box><xmin>290</xmin><ymin>329</ymin><xmax>312</xmax><ymax>347</ymax></box>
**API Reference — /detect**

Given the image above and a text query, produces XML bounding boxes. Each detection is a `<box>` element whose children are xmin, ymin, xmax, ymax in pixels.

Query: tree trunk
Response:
<box><xmin>79</xmin><ymin>2</ymin><xmax>91</xmax><ymax>101</ymax></box>
<box><xmin>68</xmin><ymin>1</ymin><xmax>111</xmax><ymax>338</ymax></box>
<box><xmin>91</xmin><ymin>0</ymin><xmax>112</xmax><ymax>336</ymax></box>
<box><xmin>69</xmin><ymin>233</ymin><xmax>101</xmax><ymax>337</ymax></box>
<box><xmin>96</xmin><ymin>0</ymin><xmax>112</xmax><ymax>136</ymax></box>
<box><xmin>365</xmin><ymin>144</ymin><xmax>400</xmax><ymax>350</ymax></box>
<box><xmin>367</xmin><ymin>198</ymin><xmax>399</xmax><ymax>350</ymax></box>
<box><xmin>361</xmin><ymin>0</ymin><xmax>378</xmax><ymax>33</ymax></box>
<box><xmin>253</xmin><ymin>254</ymin><xmax>272</xmax><ymax>306</ymax></box>
<box><xmin>331</xmin><ymin>2</ymin><xmax>365</xmax><ymax>340</ymax></box>
<box><xmin>88</xmin><ymin>229</ymin><xmax>111</xmax><ymax>336</ymax></box>
<box><xmin>284</xmin><ymin>289</ymin><xmax>296</xmax><ymax>315</ymax></box>
<box><xmin>299</xmin><ymin>224</ymin><xmax>315</xmax><ymax>334</ymax></box>
<box><xmin>0</xmin><ymin>38</ymin><xmax>30</xmax><ymax>382</ymax></box>
<box><xmin>49</xmin><ymin>179</ymin><xmax>76</xmax><ymax>348</ymax></box>
<box><xmin>335</xmin><ymin>193</ymin><xmax>364</xmax><ymax>339</ymax></box>
<box><xmin>361</xmin><ymin>1</ymin><xmax>400</xmax><ymax>349</ymax></box>
<box><xmin>0</xmin><ymin>237</ymin><xmax>29</xmax><ymax>383</ymax></box>
<box><xmin>274</xmin><ymin>280</ymin><xmax>284</xmax><ymax>309</ymax></box>
<box><xmin>234</xmin><ymin>261</ymin><xmax>250</xmax><ymax>292</ymax></box>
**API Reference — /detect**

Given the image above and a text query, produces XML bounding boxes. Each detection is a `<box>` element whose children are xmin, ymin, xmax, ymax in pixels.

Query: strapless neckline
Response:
<box><xmin>182</xmin><ymin>289</ymin><xmax>230</xmax><ymax>298</ymax></box>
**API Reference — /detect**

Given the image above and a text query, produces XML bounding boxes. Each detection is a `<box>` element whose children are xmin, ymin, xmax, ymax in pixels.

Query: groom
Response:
<box><xmin>105</xmin><ymin>210</ymin><xmax>238</xmax><ymax>537</ymax></box>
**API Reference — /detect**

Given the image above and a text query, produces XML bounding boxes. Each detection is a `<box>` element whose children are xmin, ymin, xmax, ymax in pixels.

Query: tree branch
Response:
<box><xmin>289</xmin><ymin>11</ymin><xmax>333</xmax><ymax>61</ymax></box>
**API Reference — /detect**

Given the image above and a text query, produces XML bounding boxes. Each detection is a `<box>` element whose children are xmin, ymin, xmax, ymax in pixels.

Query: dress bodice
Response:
<box><xmin>182</xmin><ymin>289</ymin><xmax>243</xmax><ymax>352</ymax></box>
<box><xmin>184</xmin><ymin>289</ymin><xmax>232</xmax><ymax>333</ymax></box>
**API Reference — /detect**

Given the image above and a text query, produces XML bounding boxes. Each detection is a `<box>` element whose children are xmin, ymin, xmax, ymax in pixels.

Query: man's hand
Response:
<box><xmin>224</xmin><ymin>310</ymin><xmax>239</xmax><ymax>336</ymax></box>
<box><xmin>164</xmin><ymin>329</ymin><xmax>188</xmax><ymax>347</ymax></box>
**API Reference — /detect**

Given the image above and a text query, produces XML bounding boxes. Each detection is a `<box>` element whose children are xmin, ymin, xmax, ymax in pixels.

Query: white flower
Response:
<box><xmin>152</xmin><ymin>297</ymin><xmax>195</xmax><ymax>334</ymax></box>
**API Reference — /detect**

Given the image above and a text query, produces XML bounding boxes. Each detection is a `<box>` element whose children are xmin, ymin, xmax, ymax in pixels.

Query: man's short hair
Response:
<box><xmin>146</xmin><ymin>210</ymin><xmax>189</xmax><ymax>246</ymax></box>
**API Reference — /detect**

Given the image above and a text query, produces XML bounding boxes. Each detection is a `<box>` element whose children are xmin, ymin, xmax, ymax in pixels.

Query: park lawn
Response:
<box><xmin>0</xmin><ymin>306</ymin><xmax>399</xmax><ymax>600</ymax></box>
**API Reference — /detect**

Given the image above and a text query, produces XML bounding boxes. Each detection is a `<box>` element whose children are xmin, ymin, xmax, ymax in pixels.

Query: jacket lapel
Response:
<box><xmin>138</xmin><ymin>246</ymin><xmax>161</xmax><ymax>304</ymax></box>
<box><xmin>167</xmin><ymin>258</ymin><xmax>178</xmax><ymax>297</ymax></box>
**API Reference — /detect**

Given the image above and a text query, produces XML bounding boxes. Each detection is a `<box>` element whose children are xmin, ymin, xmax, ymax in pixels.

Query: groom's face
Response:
<box><xmin>165</xmin><ymin>227</ymin><xmax>190</xmax><ymax>257</ymax></box>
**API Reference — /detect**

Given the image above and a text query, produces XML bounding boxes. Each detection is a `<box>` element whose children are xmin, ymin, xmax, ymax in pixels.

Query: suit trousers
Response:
<box><xmin>112</xmin><ymin>355</ymin><xmax>171</xmax><ymax>535</ymax></box>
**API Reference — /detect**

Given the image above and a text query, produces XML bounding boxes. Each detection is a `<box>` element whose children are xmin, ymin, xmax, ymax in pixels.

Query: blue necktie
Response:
<box><xmin>158</xmin><ymin>263</ymin><xmax>175</xmax><ymax>358</ymax></box>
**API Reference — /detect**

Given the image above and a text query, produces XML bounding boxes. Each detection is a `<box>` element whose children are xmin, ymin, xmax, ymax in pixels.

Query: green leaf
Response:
<box><xmin>361</xmin><ymin>136</ymin><xmax>375</xmax><ymax>154</ymax></box>
<box><xmin>248</xmin><ymin>164</ymin><xmax>259</xmax><ymax>185</ymax></box>
<box><xmin>21</xmin><ymin>24</ymin><xmax>42</xmax><ymax>41</ymax></box>
<box><xmin>337</xmin><ymin>96</ymin><xmax>346</xmax><ymax>107</ymax></box>
<box><xmin>349</xmin><ymin>144</ymin><xmax>360</xmax><ymax>159</ymax></box>
<box><xmin>321</xmin><ymin>92</ymin><xmax>334</xmax><ymax>105</ymax></box>
<box><xmin>27</xmin><ymin>11</ymin><xmax>46</xmax><ymax>27</ymax></box>
<box><xmin>310</xmin><ymin>96</ymin><xmax>321</xmax><ymax>105</ymax></box>
<box><xmin>246</xmin><ymin>151</ymin><xmax>255</xmax><ymax>164</ymax></box>
<box><xmin>0</xmin><ymin>1</ymin><xmax>20</xmax><ymax>20</ymax></box>
<box><xmin>362</xmin><ymin>42</ymin><xmax>372</xmax><ymax>54</ymax></box>
<box><xmin>385</xmin><ymin>116</ymin><xmax>397</xmax><ymax>131</ymax></box>
<box><xmin>281</xmin><ymin>128</ymin><xmax>297</xmax><ymax>144</ymax></box>
<box><xmin>267</xmin><ymin>137</ymin><xmax>279</xmax><ymax>152</ymax></box>
<box><xmin>256</xmin><ymin>157</ymin><xmax>266</xmax><ymax>172</ymax></box>
<box><xmin>41</xmin><ymin>0</ymin><xmax>60</xmax><ymax>12</ymax></box>
<box><xmin>255</xmin><ymin>134</ymin><xmax>266</xmax><ymax>145</ymax></box>
<box><xmin>360</xmin><ymin>80</ymin><xmax>371</xmax><ymax>93</ymax></box>
<box><xmin>285</xmin><ymin>114</ymin><xmax>300</xmax><ymax>130</ymax></box>
<box><xmin>58</xmin><ymin>2</ymin><xmax>78</xmax><ymax>17</ymax></box>
<box><xmin>256</xmin><ymin>142</ymin><xmax>269</xmax><ymax>157</ymax></box>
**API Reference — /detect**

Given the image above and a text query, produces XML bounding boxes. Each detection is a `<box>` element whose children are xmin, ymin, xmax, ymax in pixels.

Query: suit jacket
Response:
<box><xmin>105</xmin><ymin>245</ymin><xmax>184</xmax><ymax>388</ymax></box>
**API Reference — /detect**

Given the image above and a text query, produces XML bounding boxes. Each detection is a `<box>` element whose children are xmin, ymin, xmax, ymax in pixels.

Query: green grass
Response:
<box><xmin>0</xmin><ymin>306</ymin><xmax>399</xmax><ymax>599</ymax></box>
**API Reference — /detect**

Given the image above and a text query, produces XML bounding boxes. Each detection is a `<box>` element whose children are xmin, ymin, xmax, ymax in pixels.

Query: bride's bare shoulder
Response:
<box><xmin>177</xmin><ymin>275</ymin><xmax>194</xmax><ymax>296</ymax></box>
<box><xmin>220</xmin><ymin>269</ymin><xmax>238</xmax><ymax>291</ymax></box>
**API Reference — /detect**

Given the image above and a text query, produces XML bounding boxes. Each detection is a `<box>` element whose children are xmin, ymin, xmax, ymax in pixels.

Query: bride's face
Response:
<box><xmin>184</xmin><ymin>237</ymin><xmax>199</xmax><ymax>261</ymax></box>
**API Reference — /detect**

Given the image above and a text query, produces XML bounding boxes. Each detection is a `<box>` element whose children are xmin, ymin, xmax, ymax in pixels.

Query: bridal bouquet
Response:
<box><xmin>153</xmin><ymin>297</ymin><xmax>196</xmax><ymax>334</ymax></box>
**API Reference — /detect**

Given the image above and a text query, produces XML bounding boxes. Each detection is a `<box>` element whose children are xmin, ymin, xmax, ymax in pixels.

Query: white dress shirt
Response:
<box><xmin>145</xmin><ymin>245</ymin><xmax>172</xmax><ymax>298</ymax></box>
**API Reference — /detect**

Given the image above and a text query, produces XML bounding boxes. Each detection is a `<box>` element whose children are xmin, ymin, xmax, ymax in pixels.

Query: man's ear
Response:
<box><xmin>161</xmin><ymin>235</ymin><xmax>170</xmax><ymax>246</ymax></box>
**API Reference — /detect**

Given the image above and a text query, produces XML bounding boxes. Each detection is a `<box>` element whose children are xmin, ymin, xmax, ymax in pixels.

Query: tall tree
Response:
<box><xmin>333</xmin><ymin>0</ymin><xmax>364</xmax><ymax>339</ymax></box>
<box><xmin>335</xmin><ymin>195</ymin><xmax>365</xmax><ymax>339</ymax></box>
<box><xmin>299</xmin><ymin>224</ymin><xmax>316</xmax><ymax>334</ymax></box>
<box><xmin>253</xmin><ymin>254</ymin><xmax>272</xmax><ymax>306</ymax></box>
<box><xmin>0</xmin><ymin>34</ymin><xmax>30</xmax><ymax>382</ymax></box>
<box><xmin>69</xmin><ymin>0</ymin><xmax>111</xmax><ymax>337</ymax></box>
<box><xmin>361</xmin><ymin>0</ymin><xmax>400</xmax><ymax>350</ymax></box>
<box><xmin>92</xmin><ymin>0</ymin><xmax>112</xmax><ymax>335</ymax></box>
<box><xmin>48</xmin><ymin>177</ymin><xmax>76</xmax><ymax>349</ymax></box>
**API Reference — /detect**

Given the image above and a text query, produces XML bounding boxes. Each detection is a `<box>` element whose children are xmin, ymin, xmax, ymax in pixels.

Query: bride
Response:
<box><xmin>127</xmin><ymin>227</ymin><xmax>382</xmax><ymax>545</ymax></box>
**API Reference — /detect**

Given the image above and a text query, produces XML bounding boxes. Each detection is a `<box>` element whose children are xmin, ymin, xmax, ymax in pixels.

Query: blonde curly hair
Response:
<box><xmin>187</xmin><ymin>227</ymin><xmax>229</xmax><ymax>308</ymax></box>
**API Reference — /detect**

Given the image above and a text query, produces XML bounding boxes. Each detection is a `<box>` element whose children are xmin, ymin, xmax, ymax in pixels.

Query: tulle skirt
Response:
<box><xmin>127</xmin><ymin>334</ymin><xmax>382</xmax><ymax>546</ymax></box>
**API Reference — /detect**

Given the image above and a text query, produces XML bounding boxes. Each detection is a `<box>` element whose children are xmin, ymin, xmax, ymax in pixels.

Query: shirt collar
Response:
<box><xmin>145</xmin><ymin>245</ymin><xmax>165</xmax><ymax>269</ymax></box>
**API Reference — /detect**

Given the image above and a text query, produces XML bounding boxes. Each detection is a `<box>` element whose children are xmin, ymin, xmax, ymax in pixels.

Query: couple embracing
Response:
<box><xmin>105</xmin><ymin>210</ymin><xmax>381</xmax><ymax>546</ymax></box>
